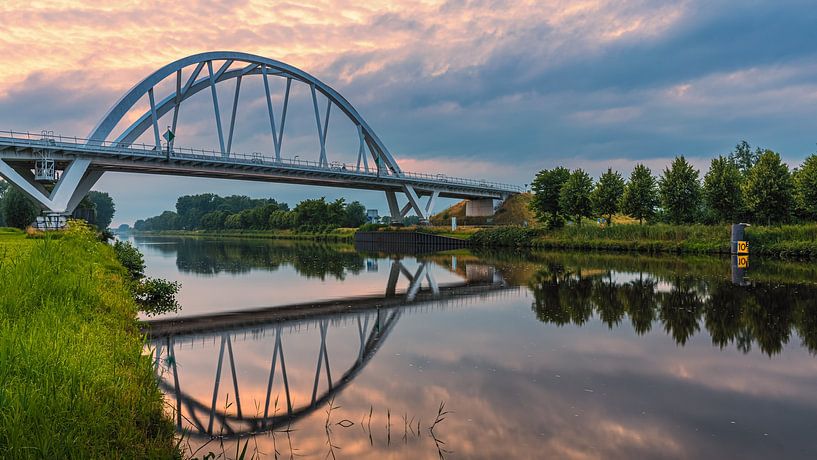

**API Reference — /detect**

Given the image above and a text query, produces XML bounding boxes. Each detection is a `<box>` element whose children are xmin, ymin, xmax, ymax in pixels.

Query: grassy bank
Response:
<box><xmin>471</xmin><ymin>223</ymin><xmax>817</xmax><ymax>258</ymax></box>
<box><xmin>135</xmin><ymin>227</ymin><xmax>357</xmax><ymax>243</ymax></box>
<box><xmin>0</xmin><ymin>227</ymin><xmax>177</xmax><ymax>458</ymax></box>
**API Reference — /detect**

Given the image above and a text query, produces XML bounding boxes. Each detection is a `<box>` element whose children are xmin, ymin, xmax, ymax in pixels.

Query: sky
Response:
<box><xmin>1</xmin><ymin>0</ymin><xmax>816</xmax><ymax>226</ymax></box>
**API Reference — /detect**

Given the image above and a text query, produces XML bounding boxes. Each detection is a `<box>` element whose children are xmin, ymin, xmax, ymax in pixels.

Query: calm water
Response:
<box><xmin>135</xmin><ymin>236</ymin><xmax>817</xmax><ymax>459</ymax></box>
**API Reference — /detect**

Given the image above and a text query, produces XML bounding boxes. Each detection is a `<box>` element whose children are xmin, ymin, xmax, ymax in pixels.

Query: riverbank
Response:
<box><xmin>133</xmin><ymin>227</ymin><xmax>357</xmax><ymax>242</ymax></box>
<box><xmin>0</xmin><ymin>227</ymin><xmax>178</xmax><ymax>458</ymax></box>
<box><xmin>470</xmin><ymin>223</ymin><xmax>817</xmax><ymax>258</ymax></box>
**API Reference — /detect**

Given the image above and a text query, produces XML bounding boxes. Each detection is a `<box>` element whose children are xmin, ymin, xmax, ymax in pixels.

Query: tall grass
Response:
<box><xmin>0</xmin><ymin>227</ymin><xmax>178</xmax><ymax>458</ymax></box>
<box><xmin>472</xmin><ymin>223</ymin><xmax>817</xmax><ymax>258</ymax></box>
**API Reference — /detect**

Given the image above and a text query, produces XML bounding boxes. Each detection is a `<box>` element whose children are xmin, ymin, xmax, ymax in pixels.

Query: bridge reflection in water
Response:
<box><xmin>144</xmin><ymin>257</ymin><xmax>514</xmax><ymax>439</ymax></box>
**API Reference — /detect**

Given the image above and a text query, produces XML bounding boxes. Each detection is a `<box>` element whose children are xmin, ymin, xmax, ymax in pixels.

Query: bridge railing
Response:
<box><xmin>0</xmin><ymin>129</ymin><xmax>524</xmax><ymax>193</ymax></box>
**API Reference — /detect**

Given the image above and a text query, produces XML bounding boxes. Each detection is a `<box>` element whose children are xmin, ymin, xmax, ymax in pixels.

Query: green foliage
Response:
<box><xmin>269</xmin><ymin>209</ymin><xmax>296</xmax><ymax>229</ymax></box>
<box><xmin>743</xmin><ymin>150</ymin><xmax>794</xmax><ymax>225</ymax></box>
<box><xmin>200</xmin><ymin>210</ymin><xmax>228</xmax><ymax>230</ymax></box>
<box><xmin>529</xmin><ymin>167</ymin><xmax>570</xmax><ymax>223</ymax></box>
<box><xmin>86</xmin><ymin>191</ymin><xmax>116</xmax><ymax>229</ymax></box>
<box><xmin>0</xmin><ymin>224</ymin><xmax>177</xmax><ymax>457</ymax></box>
<box><xmin>224</xmin><ymin>213</ymin><xmax>243</xmax><ymax>229</ymax></box>
<box><xmin>293</xmin><ymin>197</ymin><xmax>346</xmax><ymax>229</ymax></box>
<box><xmin>703</xmin><ymin>156</ymin><xmax>743</xmax><ymax>223</ymax></box>
<box><xmin>794</xmin><ymin>154</ymin><xmax>817</xmax><ymax>220</ymax></box>
<box><xmin>113</xmin><ymin>240</ymin><xmax>146</xmax><ymax>279</ymax></box>
<box><xmin>621</xmin><ymin>164</ymin><xmax>658</xmax><ymax>224</ymax></box>
<box><xmin>134</xmin><ymin>277</ymin><xmax>181</xmax><ymax>316</ymax></box>
<box><xmin>659</xmin><ymin>156</ymin><xmax>701</xmax><ymax>224</ymax></box>
<box><xmin>134</xmin><ymin>210</ymin><xmax>179</xmax><ymax>231</ymax></box>
<box><xmin>591</xmin><ymin>168</ymin><xmax>625</xmax><ymax>225</ymax></box>
<box><xmin>559</xmin><ymin>169</ymin><xmax>594</xmax><ymax>226</ymax></box>
<box><xmin>403</xmin><ymin>215</ymin><xmax>421</xmax><ymax>225</ymax></box>
<box><xmin>344</xmin><ymin>200</ymin><xmax>367</xmax><ymax>227</ymax></box>
<box><xmin>358</xmin><ymin>222</ymin><xmax>388</xmax><ymax>232</ymax></box>
<box><xmin>0</xmin><ymin>180</ymin><xmax>6</xmax><ymax>227</ymax></box>
<box><xmin>729</xmin><ymin>140</ymin><xmax>760</xmax><ymax>175</ymax></box>
<box><xmin>0</xmin><ymin>186</ymin><xmax>40</xmax><ymax>229</ymax></box>
<box><xmin>471</xmin><ymin>226</ymin><xmax>543</xmax><ymax>247</ymax></box>
<box><xmin>136</xmin><ymin>193</ymin><xmax>367</xmax><ymax>233</ymax></box>
<box><xmin>175</xmin><ymin>193</ymin><xmax>284</xmax><ymax>229</ymax></box>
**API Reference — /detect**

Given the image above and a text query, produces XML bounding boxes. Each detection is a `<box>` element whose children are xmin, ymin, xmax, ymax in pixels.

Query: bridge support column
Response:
<box><xmin>0</xmin><ymin>158</ymin><xmax>104</xmax><ymax>229</ymax></box>
<box><xmin>385</xmin><ymin>188</ymin><xmax>443</xmax><ymax>224</ymax></box>
<box><xmin>385</xmin><ymin>190</ymin><xmax>402</xmax><ymax>223</ymax></box>
<box><xmin>465</xmin><ymin>198</ymin><xmax>498</xmax><ymax>217</ymax></box>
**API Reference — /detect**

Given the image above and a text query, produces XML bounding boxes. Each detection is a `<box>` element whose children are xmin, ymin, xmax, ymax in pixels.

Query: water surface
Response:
<box><xmin>136</xmin><ymin>236</ymin><xmax>817</xmax><ymax>459</ymax></box>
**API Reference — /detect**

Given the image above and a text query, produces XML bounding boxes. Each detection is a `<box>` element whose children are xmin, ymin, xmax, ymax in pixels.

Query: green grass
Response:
<box><xmin>472</xmin><ymin>223</ymin><xmax>817</xmax><ymax>258</ymax></box>
<box><xmin>0</xmin><ymin>227</ymin><xmax>178</xmax><ymax>458</ymax></box>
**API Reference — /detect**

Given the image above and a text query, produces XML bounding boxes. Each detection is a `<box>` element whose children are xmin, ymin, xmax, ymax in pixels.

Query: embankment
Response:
<box><xmin>470</xmin><ymin>224</ymin><xmax>817</xmax><ymax>259</ymax></box>
<box><xmin>0</xmin><ymin>227</ymin><xmax>178</xmax><ymax>458</ymax></box>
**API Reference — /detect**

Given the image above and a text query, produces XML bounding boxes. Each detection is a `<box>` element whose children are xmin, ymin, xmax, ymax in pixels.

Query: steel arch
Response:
<box><xmin>87</xmin><ymin>51</ymin><xmax>402</xmax><ymax>174</ymax></box>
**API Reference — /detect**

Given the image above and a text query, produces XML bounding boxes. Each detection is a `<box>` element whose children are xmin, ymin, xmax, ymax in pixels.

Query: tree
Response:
<box><xmin>344</xmin><ymin>201</ymin><xmax>367</xmax><ymax>227</ymax></box>
<box><xmin>730</xmin><ymin>140</ymin><xmax>759</xmax><ymax>175</ymax></box>
<box><xmin>794</xmin><ymin>154</ymin><xmax>817</xmax><ymax>220</ymax></box>
<box><xmin>0</xmin><ymin>180</ymin><xmax>7</xmax><ymax>227</ymax></box>
<box><xmin>87</xmin><ymin>191</ymin><xmax>116</xmax><ymax>229</ymax></box>
<box><xmin>269</xmin><ymin>210</ymin><xmax>295</xmax><ymax>229</ymax></box>
<box><xmin>529</xmin><ymin>167</ymin><xmax>571</xmax><ymax>225</ymax></box>
<box><xmin>702</xmin><ymin>156</ymin><xmax>743</xmax><ymax>223</ymax></box>
<box><xmin>1</xmin><ymin>187</ymin><xmax>40</xmax><ymax>229</ymax></box>
<box><xmin>200</xmin><ymin>211</ymin><xmax>227</xmax><ymax>230</ymax></box>
<box><xmin>224</xmin><ymin>213</ymin><xmax>243</xmax><ymax>229</ymax></box>
<box><xmin>621</xmin><ymin>164</ymin><xmax>658</xmax><ymax>224</ymax></box>
<box><xmin>559</xmin><ymin>169</ymin><xmax>593</xmax><ymax>226</ymax></box>
<box><xmin>135</xmin><ymin>210</ymin><xmax>179</xmax><ymax>231</ymax></box>
<box><xmin>743</xmin><ymin>150</ymin><xmax>794</xmax><ymax>225</ymax></box>
<box><xmin>591</xmin><ymin>168</ymin><xmax>625</xmax><ymax>225</ymax></box>
<box><xmin>659</xmin><ymin>156</ymin><xmax>701</xmax><ymax>224</ymax></box>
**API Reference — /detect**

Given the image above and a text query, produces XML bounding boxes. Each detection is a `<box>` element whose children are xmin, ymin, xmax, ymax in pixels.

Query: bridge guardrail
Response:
<box><xmin>0</xmin><ymin>129</ymin><xmax>524</xmax><ymax>194</ymax></box>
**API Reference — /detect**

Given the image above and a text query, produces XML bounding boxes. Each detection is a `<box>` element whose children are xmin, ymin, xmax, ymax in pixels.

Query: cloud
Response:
<box><xmin>1</xmin><ymin>0</ymin><xmax>816</xmax><ymax>224</ymax></box>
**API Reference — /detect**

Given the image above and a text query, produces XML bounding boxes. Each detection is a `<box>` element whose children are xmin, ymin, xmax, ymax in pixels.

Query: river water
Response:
<box><xmin>134</xmin><ymin>235</ymin><xmax>817</xmax><ymax>459</ymax></box>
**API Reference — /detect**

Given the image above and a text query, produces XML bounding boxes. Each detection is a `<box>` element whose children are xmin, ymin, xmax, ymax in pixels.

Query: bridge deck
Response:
<box><xmin>0</xmin><ymin>131</ymin><xmax>521</xmax><ymax>200</ymax></box>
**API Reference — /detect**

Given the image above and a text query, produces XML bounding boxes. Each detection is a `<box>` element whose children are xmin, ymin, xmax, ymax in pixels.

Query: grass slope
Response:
<box><xmin>430</xmin><ymin>193</ymin><xmax>537</xmax><ymax>226</ymax></box>
<box><xmin>0</xmin><ymin>227</ymin><xmax>177</xmax><ymax>458</ymax></box>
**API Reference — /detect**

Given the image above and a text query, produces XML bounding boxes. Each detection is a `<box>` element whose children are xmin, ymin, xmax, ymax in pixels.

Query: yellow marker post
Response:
<box><xmin>737</xmin><ymin>241</ymin><xmax>749</xmax><ymax>254</ymax></box>
<box><xmin>737</xmin><ymin>255</ymin><xmax>749</xmax><ymax>269</ymax></box>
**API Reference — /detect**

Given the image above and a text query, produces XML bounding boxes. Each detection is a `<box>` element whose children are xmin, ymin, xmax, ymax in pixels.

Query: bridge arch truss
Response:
<box><xmin>0</xmin><ymin>52</ymin><xmax>521</xmax><ymax>225</ymax></box>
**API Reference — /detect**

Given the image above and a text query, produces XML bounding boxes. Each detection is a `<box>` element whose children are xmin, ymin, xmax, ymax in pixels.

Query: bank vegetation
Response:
<box><xmin>0</xmin><ymin>225</ymin><xmax>178</xmax><ymax>458</ymax></box>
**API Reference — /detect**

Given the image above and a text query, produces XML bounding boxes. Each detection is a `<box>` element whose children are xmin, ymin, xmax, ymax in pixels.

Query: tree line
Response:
<box><xmin>134</xmin><ymin>193</ymin><xmax>368</xmax><ymax>232</ymax></box>
<box><xmin>530</xmin><ymin>141</ymin><xmax>817</xmax><ymax>227</ymax></box>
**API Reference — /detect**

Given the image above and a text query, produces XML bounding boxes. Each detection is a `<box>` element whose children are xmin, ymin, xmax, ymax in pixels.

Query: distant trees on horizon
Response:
<box><xmin>530</xmin><ymin>141</ymin><xmax>817</xmax><ymax>227</ymax></box>
<box><xmin>134</xmin><ymin>193</ymin><xmax>368</xmax><ymax>232</ymax></box>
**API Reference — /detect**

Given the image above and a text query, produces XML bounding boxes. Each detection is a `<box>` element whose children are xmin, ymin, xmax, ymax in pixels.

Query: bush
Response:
<box><xmin>471</xmin><ymin>226</ymin><xmax>543</xmax><ymax>247</ymax></box>
<box><xmin>113</xmin><ymin>240</ymin><xmax>145</xmax><ymax>279</ymax></box>
<box><xmin>134</xmin><ymin>278</ymin><xmax>181</xmax><ymax>317</ymax></box>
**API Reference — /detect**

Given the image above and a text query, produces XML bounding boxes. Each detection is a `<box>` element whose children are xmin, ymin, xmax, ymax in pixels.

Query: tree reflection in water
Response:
<box><xmin>527</xmin><ymin>257</ymin><xmax>817</xmax><ymax>356</ymax></box>
<box><xmin>140</xmin><ymin>236</ymin><xmax>365</xmax><ymax>280</ymax></box>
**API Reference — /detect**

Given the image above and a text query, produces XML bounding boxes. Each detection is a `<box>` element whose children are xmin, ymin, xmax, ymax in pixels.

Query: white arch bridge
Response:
<box><xmin>0</xmin><ymin>51</ymin><xmax>521</xmax><ymax>227</ymax></box>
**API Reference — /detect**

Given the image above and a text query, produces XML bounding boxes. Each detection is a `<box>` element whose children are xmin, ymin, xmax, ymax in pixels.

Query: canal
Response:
<box><xmin>133</xmin><ymin>235</ymin><xmax>817</xmax><ymax>459</ymax></box>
